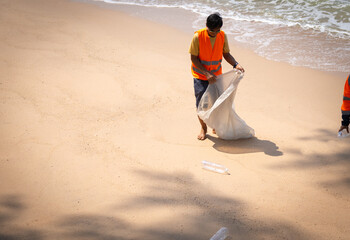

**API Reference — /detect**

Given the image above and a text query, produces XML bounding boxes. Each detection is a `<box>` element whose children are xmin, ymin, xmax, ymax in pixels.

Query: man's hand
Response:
<box><xmin>205</xmin><ymin>72</ymin><xmax>217</xmax><ymax>84</ymax></box>
<box><xmin>338</xmin><ymin>125</ymin><xmax>349</xmax><ymax>133</ymax></box>
<box><xmin>235</xmin><ymin>64</ymin><xmax>245</xmax><ymax>73</ymax></box>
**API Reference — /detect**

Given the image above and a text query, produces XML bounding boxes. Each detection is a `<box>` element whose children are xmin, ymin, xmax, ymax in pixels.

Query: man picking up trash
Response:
<box><xmin>189</xmin><ymin>12</ymin><xmax>245</xmax><ymax>140</ymax></box>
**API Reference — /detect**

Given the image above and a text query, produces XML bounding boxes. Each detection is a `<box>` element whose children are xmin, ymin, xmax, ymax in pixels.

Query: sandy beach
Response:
<box><xmin>0</xmin><ymin>0</ymin><xmax>349</xmax><ymax>239</ymax></box>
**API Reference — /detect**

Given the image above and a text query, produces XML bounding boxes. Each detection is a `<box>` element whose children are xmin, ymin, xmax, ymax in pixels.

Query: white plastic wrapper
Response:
<box><xmin>197</xmin><ymin>69</ymin><xmax>255</xmax><ymax>140</ymax></box>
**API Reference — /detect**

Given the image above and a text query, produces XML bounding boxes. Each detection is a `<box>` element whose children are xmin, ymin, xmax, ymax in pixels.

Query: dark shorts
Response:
<box><xmin>194</xmin><ymin>78</ymin><xmax>209</xmax><ymax>108</ymax></box>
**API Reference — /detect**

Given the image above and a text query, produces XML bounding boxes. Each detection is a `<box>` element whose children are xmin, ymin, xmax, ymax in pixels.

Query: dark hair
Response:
<box><xmin>206</xmin><ymin>13</ymin><xmax>223</xmax><ymax>30</ymax></box>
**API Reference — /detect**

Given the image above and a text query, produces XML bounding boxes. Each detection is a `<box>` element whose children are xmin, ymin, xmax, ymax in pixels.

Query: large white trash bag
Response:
<box><xmin>197</xmin><ymin>69</ymin><xmax>255</xmax><ymax>140</ymax></box>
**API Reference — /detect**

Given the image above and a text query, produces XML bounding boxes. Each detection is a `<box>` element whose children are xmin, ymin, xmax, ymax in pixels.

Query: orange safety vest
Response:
<box><xmin>341</xmin><ymin>75</ymin><xmax>350</xmax><ymax>115</ymax></box>
<box><xmin>191</xmin><ymin>28</ymin><xmax>225</xmax><ymax>80</ymax></box>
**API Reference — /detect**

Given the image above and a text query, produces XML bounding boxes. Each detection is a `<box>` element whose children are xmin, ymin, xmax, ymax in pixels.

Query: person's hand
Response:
<box><xmin>235</xmin><ymin>64</ymin><xmax>245</xmax><ymax>73</ymax></box>
<box><xmin>205</xmin><ymin>72</ymin><xmax>217</xmax><ymax>84</ymax></box>
<box><xmin>338</xmin><ymin>125</ymin><xmax>349</xmax><ymax>133</ymax></box>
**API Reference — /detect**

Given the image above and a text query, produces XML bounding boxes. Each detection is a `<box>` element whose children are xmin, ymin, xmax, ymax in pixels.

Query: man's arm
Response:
<box><xmin>191</xmin><ymin>54</ymin><xmax>217</xmax><ymax>84</ymax></box>
<box><xmin>223</xmin><ymin>52</ymin><xmax>245</xmax><ymax>72</ymax></box>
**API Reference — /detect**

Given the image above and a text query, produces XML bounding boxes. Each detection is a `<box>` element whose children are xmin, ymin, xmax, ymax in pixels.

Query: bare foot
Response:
<box><xmin>197</xmin><ymin>127</ymin><xmax>207</xmax><ymax>140</ymax></box>
<box><xmin>212</xmin><ymin>129</ymin><xmax>216</xmax><ymax>135</ymax></box>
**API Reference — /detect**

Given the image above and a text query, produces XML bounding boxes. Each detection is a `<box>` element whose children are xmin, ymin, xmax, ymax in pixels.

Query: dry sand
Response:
<box><xmin>0</xmin><ymin>0</ymin><xmax>349</xmax><ymax>239</ymax></box>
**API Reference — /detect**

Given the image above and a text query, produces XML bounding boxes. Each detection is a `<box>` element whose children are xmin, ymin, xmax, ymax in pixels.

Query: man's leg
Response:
<box><xmin>194</xmin><ymin>78</ymin><xmax>209</xmax><ymax>140</ymax></box>
<box><xmin>197</xmin><ymin>116</ymin><xmax>207</xmax><ymax>140</ymax></box>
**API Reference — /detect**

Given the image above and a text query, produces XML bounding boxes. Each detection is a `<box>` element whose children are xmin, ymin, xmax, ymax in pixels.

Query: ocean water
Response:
<box><xmin>91</xmin><ymin>0</ymin><xmax>349</xmax><ymax>73</ymax></box>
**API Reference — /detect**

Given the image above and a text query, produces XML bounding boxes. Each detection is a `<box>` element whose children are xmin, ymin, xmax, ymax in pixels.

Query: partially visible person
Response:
<box><xmin>339</xmin><ymin>74</ymin><xmax>350</xmax><ymax>134</ymax></box>
<box><xmin>189</xmin><ymin>13</ymin><xmax>245</xmax><ymax>140</ymax></box>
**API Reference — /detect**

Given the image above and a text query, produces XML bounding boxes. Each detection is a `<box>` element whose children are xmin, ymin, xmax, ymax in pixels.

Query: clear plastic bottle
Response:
<box><xmin>337</xmin><ymin>129</ymin><xmax>349</xmax><ymax>138</ymax></box>
<box><xmin>202</xmin><ymin>161</ymin><xmax>229</xmax><ymax>175</ymax></box>
<box><xmin>210</xmin><ymin>227</ymin><xmax>229</xmax><ymax>240</ymax></box>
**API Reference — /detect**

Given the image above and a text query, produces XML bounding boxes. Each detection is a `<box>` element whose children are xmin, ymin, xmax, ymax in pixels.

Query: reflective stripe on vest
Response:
<box><xmin>191</xmin><ymin>28</ymin><xmax>225</xmax><ymax>80</ymax></box>
<box><xmin>341</xmin><ymin>75</ymin><xmax>350</xmax><ymax>114</ymax></box>
<box><xmin>200</xmin><ymin>59</ymin><xmax>222</xmax><ymax>66</ymax></box>
<box><xmin>192</xmin><ymin>64</ymin><xmax>222</xmax><ymax>75</ymax></box>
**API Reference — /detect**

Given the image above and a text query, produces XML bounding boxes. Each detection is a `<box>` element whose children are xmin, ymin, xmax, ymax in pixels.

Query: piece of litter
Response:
<box><xmin>210</xmin><ymin>227</ymin><xmax>229</xmax><ymax>240</ymax></box>
<box><xmin>202</xmin><ymin>161</ymin><xmax>229</xmax><ymax>175</ymax></box>
<box><xmin>338</xmin><ymin>129</ymin><xmax>349</xmax><ymax>138</ymax></box>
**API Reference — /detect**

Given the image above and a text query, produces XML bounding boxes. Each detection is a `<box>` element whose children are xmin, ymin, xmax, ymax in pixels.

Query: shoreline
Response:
<box><xmin>76</xmin><ymin>0</ymin><xmax>348</xmax><ymax>77</ymax></box>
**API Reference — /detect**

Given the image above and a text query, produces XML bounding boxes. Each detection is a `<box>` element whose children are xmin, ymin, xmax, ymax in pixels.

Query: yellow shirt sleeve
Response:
<box><xmin>189</xmin><ymin>33</ymin><xmax>199</xmax><ymax>56</ymax></box>
<box><xmin>188</xmin><ymin>32</ymin><xmax>230</xmax><ymax>56</ymax></box>
<box><xmin>223</xmin><ymin>33</ymin><xmax>230</xmax><ymax>53</ymax></box>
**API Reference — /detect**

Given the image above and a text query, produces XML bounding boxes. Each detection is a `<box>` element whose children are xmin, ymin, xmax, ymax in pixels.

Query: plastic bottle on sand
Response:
<box><xmin>210</xmin><ymin>227</ymin><xmax>229</xmax><ymax>240</ymax></box>
<box><xmin>202</xmin><ymin>161</ymin><xmax>229</xmax><ymax>175</ymax></box>
<box><xmin>337</xmin><ymin>129</ymin><xmax>349</xmax><ymax>138</ymax></box>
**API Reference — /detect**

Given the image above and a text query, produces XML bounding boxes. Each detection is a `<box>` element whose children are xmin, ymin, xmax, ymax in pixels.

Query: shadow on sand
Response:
<box><xmin>0</xmin><ymin>195</ymin><xmax>44</xmax><ymax>240</ymax></box>
<box><xmin>269</xmin><ymin>147</ymin><xmax>350</xmax><ymax>192</ymax></box>
<box><xmin>297</xmin><ymin>128</ymin><xmax>339</xmax><ymax>142</ymax></box>
<box><xmin>0</xmin><ymin>169</ymin><xmax>313</xmax><ymax>240</ymax></box>
<box><xmin>207</xmin><ymin>136</ymin><xmax>283</xmax><ymax>156</ymax></box>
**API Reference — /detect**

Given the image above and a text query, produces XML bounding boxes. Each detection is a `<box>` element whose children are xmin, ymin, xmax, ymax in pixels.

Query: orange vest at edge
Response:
<box><xmin>191</xmin><ymin>28</ymin><xmax>225</xmax><ymax>80</ymax></box>
<box><xmin>341</xmin><ymin>75</ymin><xmax>350</xmax><ymax>113</ymax></box>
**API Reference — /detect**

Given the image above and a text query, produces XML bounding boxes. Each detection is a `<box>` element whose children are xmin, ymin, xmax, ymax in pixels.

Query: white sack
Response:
<box><xmin>197</xmin><ymin>70</ymin><xmax>255</xmax><ymax>140</ymax></box>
